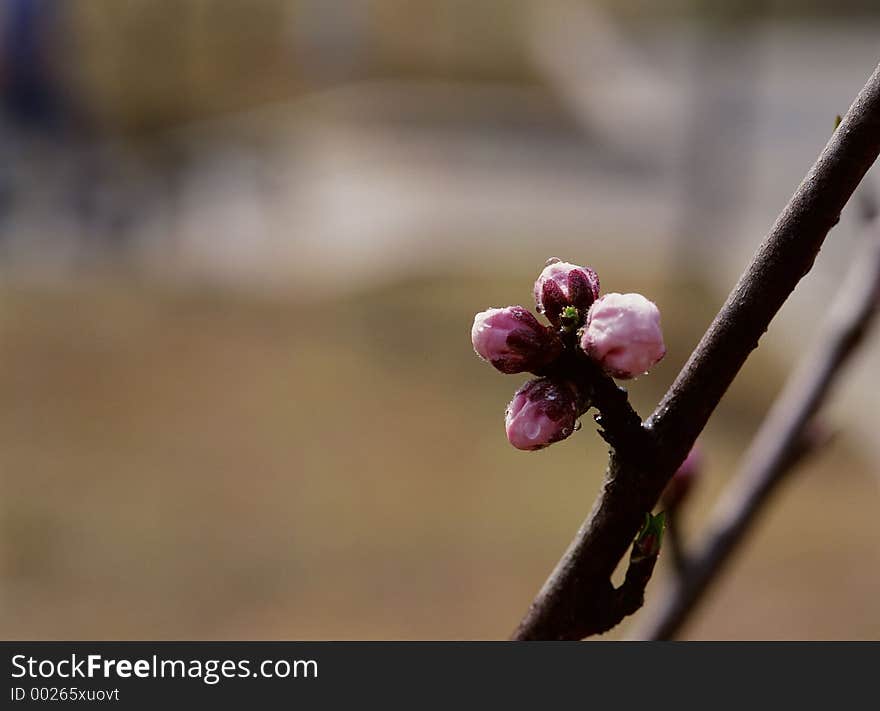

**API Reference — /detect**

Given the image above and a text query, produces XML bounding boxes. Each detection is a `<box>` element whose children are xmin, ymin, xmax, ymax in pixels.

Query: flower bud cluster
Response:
<box><xmin>472</xmin><ymin>258</ymin><xmax>666</xmax><ymax>450</ymax></box>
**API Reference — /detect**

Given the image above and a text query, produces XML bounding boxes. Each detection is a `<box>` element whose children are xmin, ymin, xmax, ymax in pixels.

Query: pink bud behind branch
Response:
<box><xmin>661</xmin><ymin>445</ymin><xmax>702</xmax><ymax>511</ymax></box>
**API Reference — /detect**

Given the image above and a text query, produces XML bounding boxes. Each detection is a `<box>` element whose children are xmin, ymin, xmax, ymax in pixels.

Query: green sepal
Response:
<box><xmin>635</xmin><ymin>511</ymin><xmax>666</xmax><ymax>558</ymax></box>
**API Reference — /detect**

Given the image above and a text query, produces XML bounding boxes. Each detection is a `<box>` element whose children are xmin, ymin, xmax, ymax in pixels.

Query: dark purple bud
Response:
<box><xmin>539</xmin><ymin>279</ymin><xmax>568</xmax><ymax>326</ymax></box>
<box><xmin>471</xmin><ymin>306</ymin><xmax>562</xmax><ymax>374</ymax></box>
<box><xmin>504</xmin><ymin>378</ymin><xmax>579</xmax><ymax>451</ymax></box>
<box><xmin>534</xmin><ymin>259</ymin><xmax>601</xmax><ymax>326</ymax></box>
<box><xmin>567</xmin><ymin>267</ymin><xmax>596</xmax><ymax>313</ymax></box>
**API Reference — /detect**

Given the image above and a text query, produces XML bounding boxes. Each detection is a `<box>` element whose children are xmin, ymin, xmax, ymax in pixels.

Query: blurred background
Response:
<box><xmin>0</xmin><ymin>0</ymin><xmax>879</xmax><ymax>640</ymax></box>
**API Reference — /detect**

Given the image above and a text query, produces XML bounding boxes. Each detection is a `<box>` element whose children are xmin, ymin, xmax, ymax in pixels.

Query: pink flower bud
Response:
<box><xmin>580</xmin><ymin>293</ymin><xmax>666</xmax><ymax>379</ymax></box>
<box><xmin>472</xmin><ymin>306</ymin><xmax>562</xmax><ymax>374</ymax></box>
<box><xmin>533</xmin><ymin>259</ymin><xmax>600</xmax><ymax>326</ymax></box>
<box><xmin>662</xmin><ymin>446</ymin><xmax>702</xmax><ymax>511</ymax></box>
<box><xmin>504</xmin><ymin>378</ymin><xmax>579</xmax><ymax>451</ymax></box>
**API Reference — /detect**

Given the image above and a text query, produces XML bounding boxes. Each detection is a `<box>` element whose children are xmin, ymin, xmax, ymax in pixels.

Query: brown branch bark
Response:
<box><xmin>512</xmin><ymin>62</ymin><xmax>880</xmax><ymax>641</ymax></box>
<box><xmin>632</xmin><ymin>216</ymin><xmax>880</xmax><ymax>641</ymax></box>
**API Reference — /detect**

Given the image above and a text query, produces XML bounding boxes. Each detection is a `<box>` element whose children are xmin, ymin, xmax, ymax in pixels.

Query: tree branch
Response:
<box><xmin>632</xmin><ymin>214</ymin><xmax>880</xmax><ymax>641</ymax></box>
<box><xmin>512</xmin><ymin>62</ymin><xmax>880</xmax><ymax>640</ymax></box>
<box><xmin>572</xmin><ymin>356</ymin><xmax>648</xmax><ymax>450</ymax></box>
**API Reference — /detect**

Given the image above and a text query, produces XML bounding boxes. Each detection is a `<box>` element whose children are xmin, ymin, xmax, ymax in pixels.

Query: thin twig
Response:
<box><xmin>512</xmin><ymin>62</ymin><xmax>880</xmax><ymax>640</ymax></box>
<box><xmin>632</xmin><ymin>215</ymin><xmax>880</xmax><ymax>641</ymax></box>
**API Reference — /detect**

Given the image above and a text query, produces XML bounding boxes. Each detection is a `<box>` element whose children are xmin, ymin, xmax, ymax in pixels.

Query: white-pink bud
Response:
<box><xmin>580</xmin><ymin>293</ymin><xmax>666</xmax><ymax>379</ymax></box>
<box><xmin>504</xmin><ymin>378</ymin><xmax>579</xmax><ymax>451</ymax></box>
